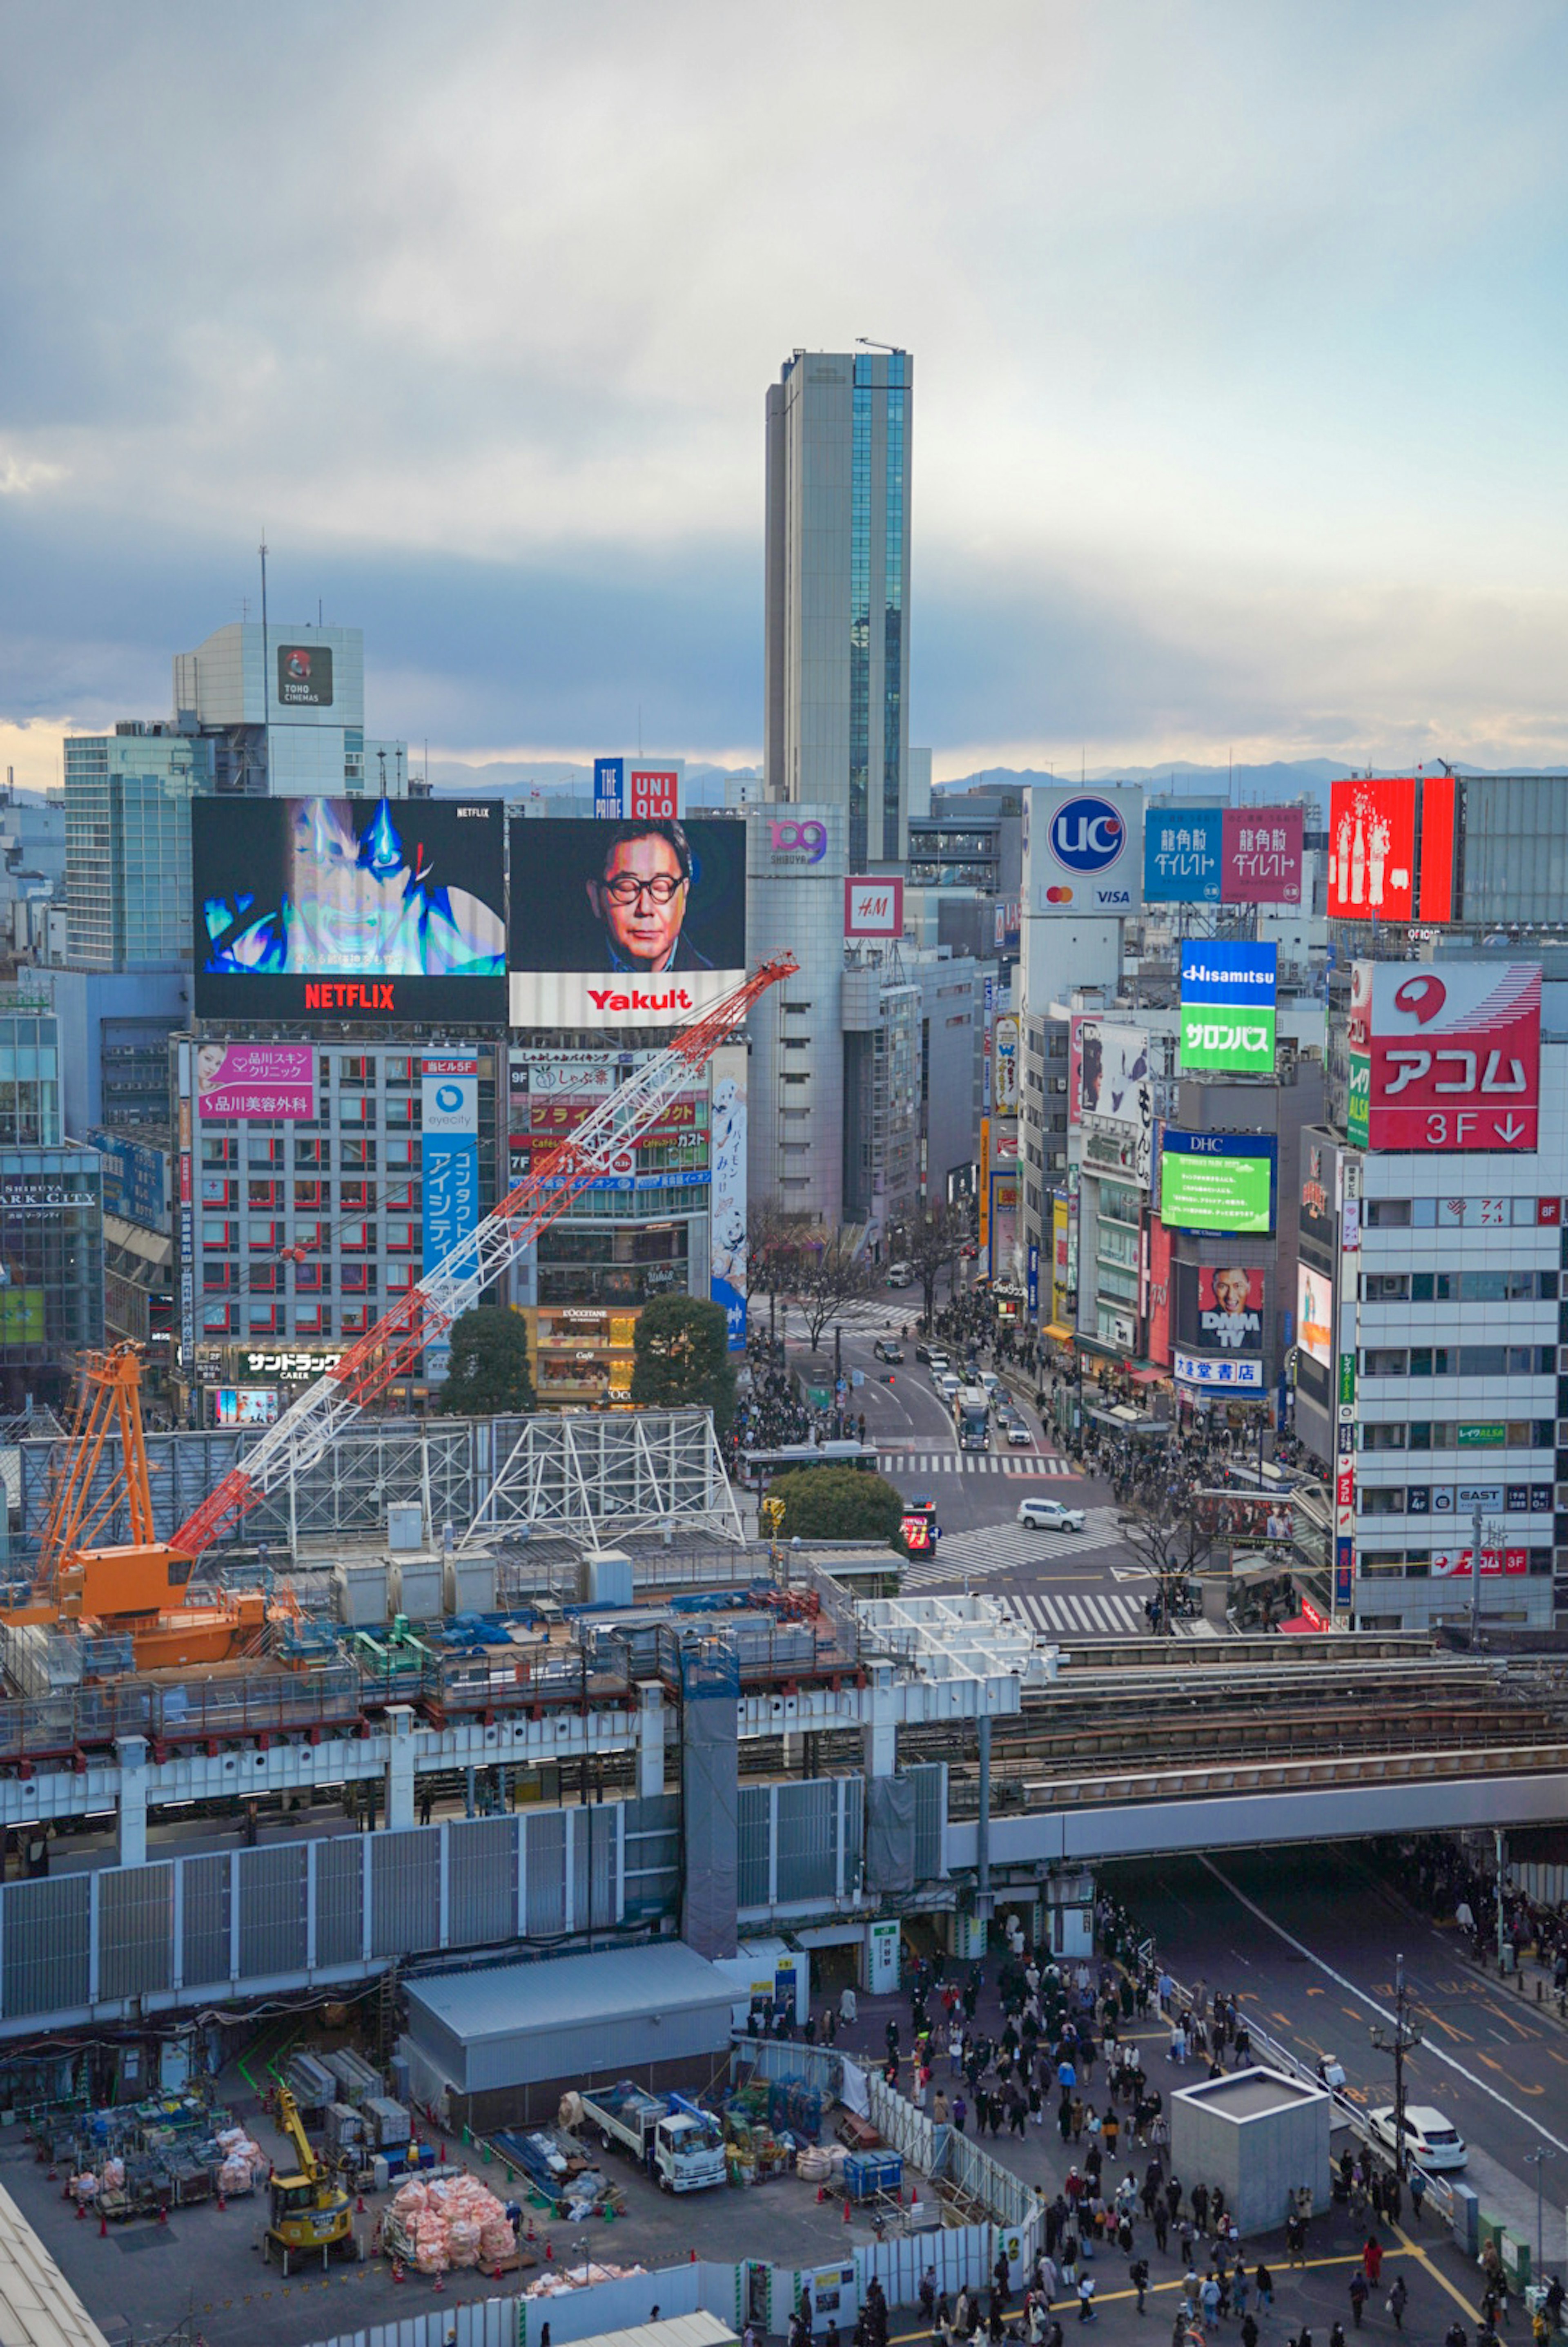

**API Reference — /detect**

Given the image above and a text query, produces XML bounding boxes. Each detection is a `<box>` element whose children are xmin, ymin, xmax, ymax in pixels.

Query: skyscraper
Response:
<box><xmin>764</xmin><ymin>348</ymin><xmax>912</xmax><ymax>870</ymax></box>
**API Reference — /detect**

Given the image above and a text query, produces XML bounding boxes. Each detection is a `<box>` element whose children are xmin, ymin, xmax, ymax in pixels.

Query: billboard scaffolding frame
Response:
<box><xmin>462</xmin><ymin>1408</ymin><xmax>744</xmax><ymax>1553</ymax></box>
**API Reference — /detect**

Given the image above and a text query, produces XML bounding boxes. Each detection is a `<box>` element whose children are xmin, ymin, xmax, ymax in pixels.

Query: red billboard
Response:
<box><xmin>844</xmin><ymin>876</ymin><xmax>905</xmax><ymax>937</ymax></box>
<box><xmin>1222</xmin><ymin>808</ymin><xmax>1302</xmax><ymax>904</ymax></box>
<box><xmin>1146</xmin><ymin>1216</ymin><xmax>1172</xmax><ymax>1367</ymax></box>
<box><xmin>1327</xmin><ymin>777</ymin><xmax>1417</xmax><ymax>921</ymax></box>
<box><xmin>628</xmin><ymin>767</ymin><xmax>680</xmax><ymax>820</ymax></box>
<box><xmin>1360</xmin><ymin>961</ymin><xmax>1541</xmax><ymax>1152</ymax></box>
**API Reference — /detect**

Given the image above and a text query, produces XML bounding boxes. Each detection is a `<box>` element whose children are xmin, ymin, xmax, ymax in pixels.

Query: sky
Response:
<box><xmin>2</xmin><ymin>1</ymin><xmax>1568</xmax><ymax>793</ymax></box>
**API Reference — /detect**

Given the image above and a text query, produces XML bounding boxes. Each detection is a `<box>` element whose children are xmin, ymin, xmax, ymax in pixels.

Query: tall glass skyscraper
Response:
<box><xmin>764</xmin><ymin>348</ymin><xmax>913</xmax><ymax>871</ymax></box>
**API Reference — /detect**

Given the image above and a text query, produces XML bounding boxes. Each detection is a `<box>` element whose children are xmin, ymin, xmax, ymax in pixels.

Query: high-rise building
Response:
<box><xmin>764</xmin><ymin>349</ymin><xmax>912</xmax><ymax>870</ymax></box>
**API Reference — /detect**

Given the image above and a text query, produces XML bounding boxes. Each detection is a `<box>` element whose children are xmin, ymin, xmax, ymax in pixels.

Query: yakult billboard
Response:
<box><xmin>1356</xmin><ymin>960</ymin><xmax>1541</xmax><ymax>1153</ymax></box>
<box><xmin>508</xmin><ymin>817</ymin><xmax>746</xmax><ymax>1028</ymax></box>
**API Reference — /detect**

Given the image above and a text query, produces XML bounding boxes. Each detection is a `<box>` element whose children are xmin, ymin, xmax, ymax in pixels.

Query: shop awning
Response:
<box><xmin>1127</xmin><ymin>1367</ymin><xmax>1166</xmax><ymax>1386</ymax></box>
<box><xmin>1043</xmin><ymin>1322</ymin><xmax>1076</xmax><ymax>1344</ymax></box>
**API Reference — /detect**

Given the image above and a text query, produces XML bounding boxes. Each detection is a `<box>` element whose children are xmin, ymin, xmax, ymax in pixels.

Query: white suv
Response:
<box><xmin>1018</xmin><ymin>1497</ymin><xmax>1086</xmax><ymax>1534</ymax></box>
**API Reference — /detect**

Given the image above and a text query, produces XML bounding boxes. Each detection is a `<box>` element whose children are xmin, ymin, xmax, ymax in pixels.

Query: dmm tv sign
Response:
<box><xmin>845</xmin><ymin>876</ymin><xmax>904</xmax><ymax>937</ymax></box>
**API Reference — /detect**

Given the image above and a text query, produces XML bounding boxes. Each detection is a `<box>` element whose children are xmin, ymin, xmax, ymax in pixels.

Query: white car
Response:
<box><xmin>1368</xmin><ymin>2104</ymin><xmax>1466</xmax><ymax>2171</ymax></box>
<box><xmin>1018</xmin><ymin>1497</ymin><xmax>1086</xmax><ymax>1533</ymax></box>
<box><xmin>1006</xmin><ymin>1420</ymin><xmax>1033</xmax><ymax>1447</ymax></box>
<box><xmin>979</xmin><ymin>1371</ymin><xmax>1003</xmax><ymax>1396</ymax></box>
<box><xmin>939</xmin><ymin>1372</ymin><xmax>962</xmax><ymax>1401</ymax></box>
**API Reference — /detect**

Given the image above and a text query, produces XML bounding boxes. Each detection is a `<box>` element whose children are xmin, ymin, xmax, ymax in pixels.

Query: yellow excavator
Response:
<box><xmin>264</xmin><ymin>2085</ymin><xmax>353</xmax><ymax>2272</ymax></box>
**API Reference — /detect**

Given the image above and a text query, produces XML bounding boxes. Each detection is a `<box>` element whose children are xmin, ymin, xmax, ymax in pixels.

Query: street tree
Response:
<box><xmin>744</xmin><ymin>1202</ymin><xmax>804</xmax><ymax>1344</ymax></box>
<box><xmin>790</xmin><ymin>1228</ymin><xmax>868</xmax><ymax>1354</ymax></box>
<box><xmin>906</xmin><ymin>1202</ymin><xmax>964</xmax><ymax>1332</ymax></box>
<box><xmin>1116</xmin><ymin>1488</ymin><xmax>1213</xmax><ymax>1629</ymax></box>
<box><xmin>628</xmin><ymin>1294</ymin><xmax>737</xmax><ymax>1430</ymax></box>
<box><xmin>764</xmin><ymin>1464</ymin><xmax>904</xmax><ymax>1547</ymax></box>
<box><xmin>437</xmin><ymin>1306</ymin><xmax>537</xmax><ymax>1416</ymax></box>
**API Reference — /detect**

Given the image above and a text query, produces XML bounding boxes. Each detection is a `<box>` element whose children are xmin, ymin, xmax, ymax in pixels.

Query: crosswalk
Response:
<box><xmin>999</xmin><ymin>1588</ymin><xmax>1150</xmax><ymax>1638</ymax></box>
<box><xmin>879</xmin><ymin>1450</ymin><xmax>1072</xmax><ymax>1478</ymax></box>
<box><xmin>909</xmin><ymin>1510</ymin><xmax>1127</xmax><ymax>1582</ymax></box>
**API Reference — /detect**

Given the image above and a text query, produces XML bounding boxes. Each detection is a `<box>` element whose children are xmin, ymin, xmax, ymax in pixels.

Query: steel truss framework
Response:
<box><xmin>464</xmin><ymin>1408</ymin><xmax>743</xmax><ymax>1550</ymax></box>
<box><xmin>12</xmin><ymin>1411</ymin><xmax>742</xmax><ymax>1562</ymax></box>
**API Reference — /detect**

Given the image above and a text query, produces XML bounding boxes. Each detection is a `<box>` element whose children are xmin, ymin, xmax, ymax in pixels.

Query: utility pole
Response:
<box><xmin>1369</xmin><ymin>1952</ymin><xmax>1423</xmax><ymax>2178</ymax></box>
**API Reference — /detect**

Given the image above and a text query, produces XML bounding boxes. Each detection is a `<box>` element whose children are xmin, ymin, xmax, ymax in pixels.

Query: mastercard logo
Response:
<box><xmin>1045</xmin><ymin>884</ymin><xmax>1074</xmax><ymax>904</ymax></box>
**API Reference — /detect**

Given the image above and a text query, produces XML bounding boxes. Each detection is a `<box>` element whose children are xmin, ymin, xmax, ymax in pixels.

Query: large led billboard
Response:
<box><xmin>1160</xmin><ymin>1131</ymin><xmax>1276</xmax><ymax>1234</ymax></box>
<box><xmin>1297</xmin><ymin>1261</ymin><xmax>1333</xmax><ymax>1369</ymax></box>
<box><xmin>1326</xmin><ymin>777</ymin><xmax>1417</xmax><ymax>921</ymax></box>
<box><xmin>194</xmin><ymin>798</ymin><xmax>506</xmax><ymax>1022</ymax></box>
<box><xmin>1354</xmin><ymin>959</ymin><xmax>1541</xmax><ymax>1153</ymax></box>
<box><xmin>508</xmin><ymin>817</ymin><xmax>746</xmax><ymax>1028</ymax></box>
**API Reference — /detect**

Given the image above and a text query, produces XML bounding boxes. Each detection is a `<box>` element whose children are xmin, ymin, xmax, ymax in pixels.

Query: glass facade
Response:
<box><xmin>0</xmin><ymin>1146</ymin><xmax>104</xmax><ymax>1400</ymax></box>
<box><xmin>64</xmin><ymin>729</ymin><xmax>209</xmax><ymax>970</ymax></box>
<box><xmin>0</xmin><ymin>1010</ymin><xmax>61</xmax><ymax>1147</ymax></box>
<box><xmin>849</xmin><ymin>358</ymin><xmax>873</xmax><ymax>870</ymax></box>
<box><xmin>882</xmin><ymin>354</ymin><xmax>906</xmax><ymax>858</ymax></box>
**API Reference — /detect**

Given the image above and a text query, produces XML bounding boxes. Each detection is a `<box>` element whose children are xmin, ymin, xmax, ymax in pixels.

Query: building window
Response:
<box><xmin>1364</xmin><ymin>1274</ymin><xmax>1410</xmax><ymax>1301</ymax></box>
<box><xmin>341</xmin><ymin>1140</ymin><xmax>376</xmax><ymax>1171</ymax></box>
<box><xmin>1365</xmin><ymin>1199</ymin><xmax>1411</xmax><ymax>1227</ymax></box>
<box><xmin>1364</xmin><ymin>1348</ymin><xmax>1409</xmax><ymax>1376</ymax></box>
<box><xmin>294</xmin><ymin>1305</ymin><xmax>331</xmax><ymax>1336</ymax></box>
<box><xmin>1360</xmin><ymin>1488</ymin><xmax>1404</xmax><ymax>1517</ymax></box>
<box><xmin>1361</xmin><ymin>1423</ymin><xmax>1407</xmax><ymax>1450</ymax></box>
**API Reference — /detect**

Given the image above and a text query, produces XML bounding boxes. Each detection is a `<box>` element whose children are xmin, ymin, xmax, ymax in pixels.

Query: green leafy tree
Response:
<box><xmin>764</xmin><ymin>1465</ymin><xmax>905</xmax><ymax>1547</ymax></box>
<box><xmin>629</xmin><ymin>1294</ymin><xmax>737</xmax><ymax>1430</ymax></box>
<box><xmin>436</xmin><ymin>1305</ymin><xmax>537</xmax><ymax>1416</ymax></box>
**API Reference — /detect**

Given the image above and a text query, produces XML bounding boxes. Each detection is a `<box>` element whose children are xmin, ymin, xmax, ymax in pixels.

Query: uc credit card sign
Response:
<box><xmin>1028</xmin><ymin>786</ymin><xmax>1143</xmax><ymax>915</ymax></box>
<box><xmin>421</xmin><ymin>1056</ymin><xmax>479</xmax><ymax>1292</ymax></box>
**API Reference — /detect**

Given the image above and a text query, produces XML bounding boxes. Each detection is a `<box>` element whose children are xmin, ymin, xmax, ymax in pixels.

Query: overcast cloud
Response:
<box><xmin>2</xmin><ymin>0</ymin><xmax>1566</xmax><ymax>789</ymax></box>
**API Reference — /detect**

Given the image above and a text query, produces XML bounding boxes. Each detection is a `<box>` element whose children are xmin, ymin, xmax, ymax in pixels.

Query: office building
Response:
<box><xmin>180</xmin><ymin>1040</ymin><xmax>500</xmax><ymax>1422</ymax></box>
<box><xmin>1296</xmin><ymin>947</ymin><xmax>1566</xmax><ymax>1633</ymax></box>
<box><xmin>171</xmin><ymin>621</ymin><xmax>408</xmax><ymax>799</ymax></box>
<box><xmin>0</xmin><ymin>1001</ymin><xmax>103</xmax><ymax>1406</ymax></box>
<box><xmin>764</xmin><ymin>349</ymin><xmax>912</xmax><ymax>868</ymax></box>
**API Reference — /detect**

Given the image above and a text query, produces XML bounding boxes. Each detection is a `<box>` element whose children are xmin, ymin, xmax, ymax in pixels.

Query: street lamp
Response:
<box><xmin>1368</xmin><ymin>1952</ymin><xmax>1423</xmax><ymax>2179</ymax></box>
<box><xmin>1523</xmin><ymin>2148</ymin><xmax>1550</xmax><ymax>2287</ymax></box>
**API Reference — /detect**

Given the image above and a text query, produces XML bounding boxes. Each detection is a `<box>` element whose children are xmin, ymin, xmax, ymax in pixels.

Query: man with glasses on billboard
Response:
<box><xmin>586</xmin><ymin>819</ymin><xmax>715</xmax><ymax>974</ymax></box>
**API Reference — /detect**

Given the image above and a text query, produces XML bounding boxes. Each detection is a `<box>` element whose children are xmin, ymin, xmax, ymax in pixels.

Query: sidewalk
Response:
<box><xmin>817</xmin><ymin>1967</ymin><xmax>1501</xmax><ymax>2342</ymax></box>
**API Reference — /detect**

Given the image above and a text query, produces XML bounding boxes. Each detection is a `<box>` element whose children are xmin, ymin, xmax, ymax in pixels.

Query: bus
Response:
<box><xmin>954</xmin><ymin>1385</ymin><xmax>990</xmax><ymax>1452</ymax></box>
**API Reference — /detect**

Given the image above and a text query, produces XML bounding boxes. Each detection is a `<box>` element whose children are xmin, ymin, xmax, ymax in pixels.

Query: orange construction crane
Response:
<box><xmin>5</xmin><ymin>1343</ymin><xmax>270</xmax><ymax>1666</ymax></box>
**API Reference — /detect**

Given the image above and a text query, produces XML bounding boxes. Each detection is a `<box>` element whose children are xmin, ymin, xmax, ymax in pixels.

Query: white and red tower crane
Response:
<box><xmin>171</xmin><ymin>957</ymin><xmax>797</xmax><ymax>1564</ymax></box>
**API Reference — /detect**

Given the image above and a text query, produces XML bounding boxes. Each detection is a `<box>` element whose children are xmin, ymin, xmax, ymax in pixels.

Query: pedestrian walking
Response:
<box><xmin>1348</xmin><ymin>2274</ymin><xmax>1369</xmax><ymax>2331</ymax></box>
<box><xmin>1130</xmin><ymin>2260</ymin><xmax>1150</xmax><ymax>2316</ymax></box>
<box><xmin>1363</xmin><ymin>2238</ymin><xmax>1383</xmax><ymax>2289</ymax></box>
<box><xmin>1256</xmin><ymin>2264</ymin><xmax>1274</xmax><ymax>2314</ymax></box>
<box><xmin>1388</xmin><ymin>2277</ymin><xmax>1408</xmax><ymax>2332</ymax></box>
<box><xmin>1076</xmin><ymin>2278</ymin><xmax>1097</xmax><ymax>2326</ymax></box>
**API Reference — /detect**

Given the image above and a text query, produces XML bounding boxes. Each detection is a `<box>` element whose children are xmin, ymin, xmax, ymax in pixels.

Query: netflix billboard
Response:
<box><xmin>1356</xmin><ymin>959</ymin><xmax>1541</xmax><ymax>1153</ymax></box>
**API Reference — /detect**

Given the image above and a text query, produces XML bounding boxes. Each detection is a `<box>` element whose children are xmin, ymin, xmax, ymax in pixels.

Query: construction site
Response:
<box><xmin>0</xmin><ymin>962</ymin><xmax>1564</xmax><ymax>2347</ymax></box>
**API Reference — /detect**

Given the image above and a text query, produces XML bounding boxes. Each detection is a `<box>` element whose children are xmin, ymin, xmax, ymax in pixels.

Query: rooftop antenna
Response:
<box><xmin>855</xmin><ymin>336</ymin><xmax>904</xmax><ymax>352</ymax></box>
<box><xmin>258</xmin><ymin>534</ymin><xmax>271</xmax><ymax>794</ymax></box>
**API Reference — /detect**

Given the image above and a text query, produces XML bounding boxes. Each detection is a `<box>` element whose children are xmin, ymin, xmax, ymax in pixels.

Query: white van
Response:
<box><xmin>886</xmin><ymin>1261</ymin><xmax>914</xmax><ymax>1288</ymax></box>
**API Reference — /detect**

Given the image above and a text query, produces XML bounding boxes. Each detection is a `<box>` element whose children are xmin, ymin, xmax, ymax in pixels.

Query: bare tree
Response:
<box><xmin>791</xmin><ymin>1229</ymin><xmax>869</xmax><ymax>1354</ymax></box>
<box><xmin>1117</xmin><ymin>1490</ymin><xmax>1213</xmax><ymax>1631</ymax></box>
<box><xmin>744</xmin><ymin>1203</ymin><xmax>804</xmax><ymax>1343</ymax></box>
<box><xmin>906</xmin><ymin>1202</ymin><xmax>964</xmax><ymax>1333</ymax></box>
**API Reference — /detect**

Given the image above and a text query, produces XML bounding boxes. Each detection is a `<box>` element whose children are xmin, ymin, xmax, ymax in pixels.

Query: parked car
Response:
<box><xmin>873</xmin><ymin>1339</ymin><xmax>904</xmax><ymax>1364</ymax></box>
<box><xmin>1368</xmin><ymin>2104</ymin><xmax>1467</xmax><ymax>2171</ymax></box>
<box><xmin>1006</xmin><ymin>1420</ymin><xmax>1034</xmax><ymax>1446</ymax></box>
<box><xmin>1018</xmin><ymin>1497</ymin><xmax>1086</xmax><ymax>1533</ymax></box>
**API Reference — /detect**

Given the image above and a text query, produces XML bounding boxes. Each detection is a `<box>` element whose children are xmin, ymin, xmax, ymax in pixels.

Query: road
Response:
<box><xmin>815</xmin><ymin>1279</ymin><xmax>1196</xmax><ymax>1640</ymax></box>
<box><xmin>1105</xmin><ymin>1846</ymin><xmax>1568</xmax><ymax>2214</ymax></box>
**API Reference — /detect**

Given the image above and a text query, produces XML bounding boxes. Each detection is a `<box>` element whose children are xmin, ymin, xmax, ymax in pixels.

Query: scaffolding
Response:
<box><xmin>462</xmin><ymin>1408</ymin><xmax>744</xmax><ymax>1552</ymax></box>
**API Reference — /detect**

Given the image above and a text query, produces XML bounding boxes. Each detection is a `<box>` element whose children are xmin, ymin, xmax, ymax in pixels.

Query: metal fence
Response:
<box><xmin>301</xmin><ymin>2233</ymin><xmax>1008</xmax><ymax>2347</ymax></box>
<box><xmin>0</xmin><ymin>1797</ymin><xmax>676</xmax><ymax>2037</ymax></box>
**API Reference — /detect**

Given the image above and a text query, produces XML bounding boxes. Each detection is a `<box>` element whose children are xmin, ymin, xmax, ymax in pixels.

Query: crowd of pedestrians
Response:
<box><xmin>1381</xmin><ymin>1833</ymin><xmax>1568</xmax><ymax>1999</ymax></box>
<box><xmin>788</xmin><ymin>1890</ymin><xmax>1565</xmax><ymax>2347</ymax></box>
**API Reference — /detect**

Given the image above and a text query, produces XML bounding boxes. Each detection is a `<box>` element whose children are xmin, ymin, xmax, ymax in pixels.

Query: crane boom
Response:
<box><xmin>172</xmin><ymin>956</ymin><xmax>797</xmax><ymax>1562</ymax></box>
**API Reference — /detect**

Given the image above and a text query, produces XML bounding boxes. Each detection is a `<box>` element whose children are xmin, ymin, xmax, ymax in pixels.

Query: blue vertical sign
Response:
<box><xmin>593</xmin><ymin>756</ymin><xmax>625</xmax><ymax>819</ymax></box>
<box><xmin>421</xmin><ymin>1055</ymin><xmax>479</xmax><ymax>1381</ymax></box>
<box><xmin>1144</xmin><ymin>807</ymin><xmax>1223</xmax><ymax>901</ymax></box>
<box><xmin>1027</xmin><ymin>1241</ymin><xmax>1040</xmax><ymax>1316</ymax></box>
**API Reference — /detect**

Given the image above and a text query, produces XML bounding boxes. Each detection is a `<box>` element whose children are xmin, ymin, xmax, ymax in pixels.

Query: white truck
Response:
<box><xmin>577</xmin><ymin>2084</ymin><xmax>726</xmax><ymax>2194</ymax></box>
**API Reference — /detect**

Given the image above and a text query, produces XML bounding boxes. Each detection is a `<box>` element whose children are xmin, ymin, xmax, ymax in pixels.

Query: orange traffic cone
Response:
<box><xmin>843</xmin><ymin>2197</ymin><xmax>851</xmax><ymax>2224</ymax></box>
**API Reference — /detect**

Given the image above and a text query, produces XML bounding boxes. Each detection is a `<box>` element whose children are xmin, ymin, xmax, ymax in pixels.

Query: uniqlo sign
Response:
<box><xmin>844</xmin><ymin>876</ymin><xmax>904</xmax><ymax>937</ymax></box>
<box><xmin>1356</xmin><ymin>959</ymin><xmax>1541</xmax><ymax>1153</ymax></box>
<box><xmin>628</xmin><ymin>767</ymin><xmax>679</xmax><ymax>820</ymax></box>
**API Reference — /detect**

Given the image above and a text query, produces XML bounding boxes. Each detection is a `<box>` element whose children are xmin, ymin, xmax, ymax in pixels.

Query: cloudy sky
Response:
<box><xmin>2</xmin><ymin>0</ymin><xmax>1567</xmax><ymax>791</ymax></box>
